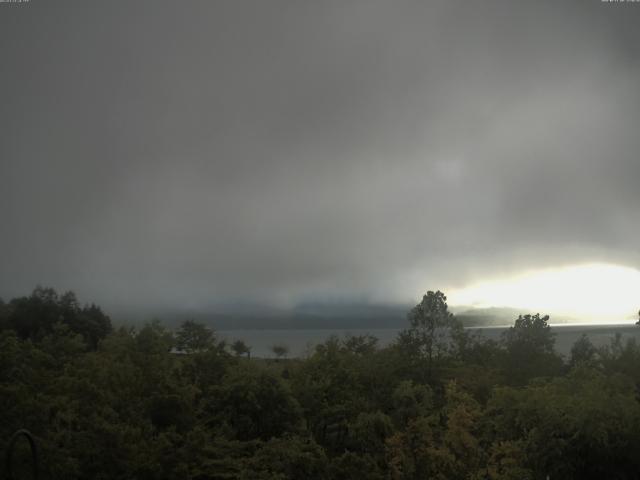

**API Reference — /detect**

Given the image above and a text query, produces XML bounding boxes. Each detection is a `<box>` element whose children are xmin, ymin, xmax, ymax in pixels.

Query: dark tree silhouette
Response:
<box><xmin>231</xmin><ymin>339</ymin><xmax>251</xmax><ymax>359</ymax></box>
<box><xmin>399</xmin><ymin>290</ymin><xmax>463</xmax><ymax>377</ymax></box>
<box><xmin>501</xmin><ymin>313</ymin><xmax>562</xmax><ymax>384</ymax></box>
<box><xmin>271</xmin><ymin>343</ymin><xmax>289</xmax><ymax>360</ymax></box>
<box><xmin>175</xmin><ymin>319</ymin><xmax>215</xmax><ymax>353</ymax></box>
<box><xmin>3</xmin><ymin>287</ymin><xmax>111</xmax><ymax>349</ymax></box>
<box><xmin>502</xmin><ymin>313</ymin><xmax>555</xmax><ymax>355</ymax></box>
<box><xmin>570</xmin><ymin>334</ymin><xmax>598</xmax><ymax>367</ymax></box>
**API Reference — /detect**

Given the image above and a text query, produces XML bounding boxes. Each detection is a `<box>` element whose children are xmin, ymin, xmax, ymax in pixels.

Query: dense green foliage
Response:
<box><xmin>2</xmin><ymin>288</ymin><xmax>640</xmax><ymax>479</ymax></box>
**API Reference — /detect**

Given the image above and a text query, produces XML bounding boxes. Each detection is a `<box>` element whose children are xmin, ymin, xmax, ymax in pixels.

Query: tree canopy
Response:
<box><xmin>1</xmin><ymin>288</ymin><xmax>640</xmax><ymax>479</ymax></box>
<box><xmin>2</xmin><ymin>286</ymin><xmax>111</xmax><ymax>349</ymax></box>
<box><xmin>176</xmin><ymin>319</ymin><xmax>216</xmax><ymax>353</ymax></box>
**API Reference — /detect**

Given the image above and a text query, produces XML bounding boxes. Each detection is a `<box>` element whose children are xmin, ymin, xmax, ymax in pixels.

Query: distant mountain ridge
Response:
<box><xmin>453</xmin><ymin>306</ymin><xmax>575</xmax><ymax>326</ymax></box>
<box><xmin>112</xmin><ymin>303</ymin><xmax>572</xmax><ymax>330</ymax></box>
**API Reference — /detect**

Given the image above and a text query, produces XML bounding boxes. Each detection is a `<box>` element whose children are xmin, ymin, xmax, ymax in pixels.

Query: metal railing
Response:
<box><xmin>3</xmin><ymin>429</ymin><xmax>38</xmax><ymax>480</ymax></box>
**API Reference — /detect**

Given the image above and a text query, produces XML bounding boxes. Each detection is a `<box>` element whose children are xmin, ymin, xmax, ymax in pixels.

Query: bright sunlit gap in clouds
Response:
<box><xmin>448</xmin><ymin>263</ymin><xmax>640</xmax><ymax>323</ymax></box>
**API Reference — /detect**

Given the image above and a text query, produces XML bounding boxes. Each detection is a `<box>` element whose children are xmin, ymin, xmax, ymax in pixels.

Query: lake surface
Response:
<box><xmin>219</xmin><ymin>323</ymin><xmax>640</xmax><ymax>358</ymax></box>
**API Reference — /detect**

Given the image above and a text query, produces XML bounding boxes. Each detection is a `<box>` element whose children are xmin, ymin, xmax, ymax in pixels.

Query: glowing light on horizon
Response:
<box><xmin>448</xmin><ymin>263</ymin><xmax>640</xmax><ymax>321</ymax></box>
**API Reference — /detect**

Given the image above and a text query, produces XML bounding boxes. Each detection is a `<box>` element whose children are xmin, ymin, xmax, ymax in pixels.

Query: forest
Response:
<box><xmin>2</xmin><ymin>287</ymin><xmax>640</xmax><ymax>479</ymax></box>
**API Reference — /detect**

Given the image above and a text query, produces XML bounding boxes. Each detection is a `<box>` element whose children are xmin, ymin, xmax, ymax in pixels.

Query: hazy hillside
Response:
<box><xmin>453</xmin><ymin>306</ymin><xmax>574</xmax><ymax>327</ymax></box>
<box><xmin>111</xmin><ymin>303</ymin><xmax>579</xmax><ymax>330</ymax></box>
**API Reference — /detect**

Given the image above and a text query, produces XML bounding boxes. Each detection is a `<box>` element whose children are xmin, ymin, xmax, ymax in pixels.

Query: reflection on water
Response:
<box><xmin>220</xmin><ymin>323</ymin><xmax>640</xmax><ymax>358</ymax></box>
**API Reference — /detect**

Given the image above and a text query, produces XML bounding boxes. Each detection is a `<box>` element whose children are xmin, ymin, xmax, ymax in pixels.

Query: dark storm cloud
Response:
<box><xmin>1</xmin><ymin>0</ymin><xmax>640</xmax><ymax>312</ymax></box>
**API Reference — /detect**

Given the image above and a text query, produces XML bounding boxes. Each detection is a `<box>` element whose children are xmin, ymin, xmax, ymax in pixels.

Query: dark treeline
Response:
<box><xmin>2</xmin><ymin>288</ymin><xmax>640</xmax><ymax>479</ymax></box>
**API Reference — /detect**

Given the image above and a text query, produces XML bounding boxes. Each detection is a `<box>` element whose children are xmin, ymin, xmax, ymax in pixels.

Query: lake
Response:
<box><xmin>219</xmin><ymin>323</ymin><xmax>640</xmax><ymax>358</ymax></box>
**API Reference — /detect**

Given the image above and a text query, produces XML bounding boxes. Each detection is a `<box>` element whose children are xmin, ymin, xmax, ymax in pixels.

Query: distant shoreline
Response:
<box><xmin>219</xmin><ymin>323</ymin><xmax>640</xmax><ymax>358</ymax></box>
<box><xmin>217</xmin><ymin>321</ymin><xmax>638</xmax><ymax>333</ymax></box>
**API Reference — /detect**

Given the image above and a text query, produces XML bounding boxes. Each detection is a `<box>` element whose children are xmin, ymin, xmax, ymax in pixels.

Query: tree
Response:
<box><xmin>208</xmin><ymin>365</ymin><xmax>302</xmax><ymax>441</ymax></box>
<box><xmin>0</xmin><ymin>298</ymin><xmax>8</xmax><ymax>331</ymax></box>
<box><xmin>598</xmin><ymin>334</ymin><xmax>640</xmax><ymax>385</ymax></box>
<box><xmin>78</xmin><ymin>303</ymin><xmax>112</xmax><ymax>350</ymax></box>
<box><xmin>271</xmin><ymin>343</ymin><xmax>289</xmax><ymax>360</ymax></box>
<box><xmin>136</xmin><ymin>319</ymin><xmax>174</xmax><ymax>354</ymax></box>
<box><xmin>3</xmin><ymin>287</ymin><xmax>111</xmax><ymax>349</ymax></box>
<box><xmin>240</xmin><ymin>435</ymin><xmax>328</xmax><ymax>479</ymax></box>
<box><xmin>486</xmin><ymin>370</ymin><xmax>640</xmax><ymax>479</ymax></box>
<box><xmin>329</xmin><ymin>451</ymin><xmax>385</xmax><ymax>480</ymax></box>
<box><xmin>486</xmin><ymin>441</ymin><xmax>532</xmax><ymax>480</ymax></box>
<box><xmin>391</xmin><ymin>380</ymin><xmax>433</xmax><ymax>426</ymax></box>
<box><xmin>175</xmin><ymin>319</ymin><xmax>215</xmax><ymax>353</ymax></box>
<box><xmin>442</xmin><ymin>381</ymin><xmax>483</xmax><ymax>477</ymax></box>
<box><xmin>399</xmin><ymin>290</ymin><xmax>463</xmax><ymax>377</ymax></box>
<box><xmin>232</xmin><ymin>339</ymin><xmax>251</xmax><ymax>359</ymax></box>
<box><xmin>348</xmin><ymin>411</ymin><xmax>393</xmax><ymax>455</ymax></box>
<box><xmin>386</xmin><ymin>415</ymin><xmax>454</xmax><ymax>479</ymax></box>
<box><xmin>500</xmin><ymin>314</ymin><xmax>562</xmax><ymax>384</ymax></box>
<box><xmin>501</xmin><ymin>314</ymin><xmax>555</xmax><ymax>356</ymax></box>
<box><xmin>342</xmin><ymin>334</ymin><xmax>378</xmax><ymax>356</ymax></box>
<box><xmin>7</xmin><ymin>286</ymin><xmax>63</xmax><ymax>340</ymax></box>
<box><xmin>569</xmin><ymin>334</ymin><xmax>598</xmax><ymax>368</ymax></box>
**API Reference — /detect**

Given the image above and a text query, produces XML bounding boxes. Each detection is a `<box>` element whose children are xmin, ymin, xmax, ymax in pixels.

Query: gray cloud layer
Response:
<box><xmin>1</xmin><ymin>0</ymin><xmax>639</xmax><ymax>312</ymax></box>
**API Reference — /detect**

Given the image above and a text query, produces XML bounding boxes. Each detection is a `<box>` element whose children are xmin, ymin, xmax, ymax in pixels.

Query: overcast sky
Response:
<box><xmin>1</xmin><ymin>0</ymin><xmax>640</xmax><ymax>314</ymax></box>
